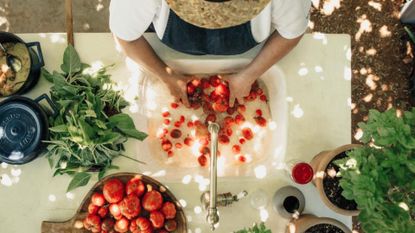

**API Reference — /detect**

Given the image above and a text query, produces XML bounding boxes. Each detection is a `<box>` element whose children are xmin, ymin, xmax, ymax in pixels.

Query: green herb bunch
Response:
<box><xmin>42</xmin><ymin>45</ymin><xmax>147</xmax><ymax>192</ymax></box>
<box><xmin>234</xmin><ymin>222</ymin><xmax>271</xmax><ymax>233</ymax></box>
<box><xmin>337</xmin><ymin>108</ymin><xmax>415</xmax><ymax>233</ymax></box>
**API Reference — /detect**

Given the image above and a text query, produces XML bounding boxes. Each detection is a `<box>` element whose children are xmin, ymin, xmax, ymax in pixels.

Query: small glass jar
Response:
<box><xmin>285</xmin><ymin>160</ymin><xmax>314</xmax><ymax>184</ymax></box>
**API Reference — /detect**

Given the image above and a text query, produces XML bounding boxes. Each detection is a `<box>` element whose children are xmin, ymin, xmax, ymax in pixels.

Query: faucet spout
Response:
<box><xmin>207</xmin><ymin>122</ymin><xmax>220</xmax><ymax>230</ymax></box>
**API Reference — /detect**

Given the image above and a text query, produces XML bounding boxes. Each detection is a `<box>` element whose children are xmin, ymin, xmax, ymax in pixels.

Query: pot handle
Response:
<box><xmin>26</xmin><ymin>41</ymin><xmax>45</xmax><ymax>70</ymax></box>
<box><xmin>34</xmin><ymin>94</ymin><xmax>58</xmax><ymax>117</ymax></box>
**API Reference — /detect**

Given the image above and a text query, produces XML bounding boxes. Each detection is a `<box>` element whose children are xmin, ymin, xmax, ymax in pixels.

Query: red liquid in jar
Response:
<box><xmin>292</xmin><ymin>162</ymin><xmax>313</xmax><ymax>184</ymax></box>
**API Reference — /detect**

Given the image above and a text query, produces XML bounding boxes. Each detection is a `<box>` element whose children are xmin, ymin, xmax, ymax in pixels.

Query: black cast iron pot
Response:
<box><xmin>0</xmin><ymin>31</ymin><xmax>44</xmax><ymax>95</ymax></box>
<box><xmin>0</xmin><ymin>94</ymin><xmax>56</xmax><ymax>164</ymax></box>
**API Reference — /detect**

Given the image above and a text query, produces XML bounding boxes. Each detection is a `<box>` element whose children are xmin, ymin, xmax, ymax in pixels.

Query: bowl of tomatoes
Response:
<box><xmin>41</xmin><ymin>173</ymin><xmax>187</xmax><ymax>233</ymax></box>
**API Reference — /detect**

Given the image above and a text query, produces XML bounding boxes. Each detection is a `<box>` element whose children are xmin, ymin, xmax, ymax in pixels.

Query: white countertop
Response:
<box><xmin>0</xmin><ymin>33</ymin><xmax>351</xmax><ymax>233</ymax></box>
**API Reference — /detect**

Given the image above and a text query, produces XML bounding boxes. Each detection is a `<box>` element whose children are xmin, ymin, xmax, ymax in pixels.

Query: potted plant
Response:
<box><xmin>310</xmin><ymin>144</ymin><xmax>360</xmax><ymax>216</ymax></box>
<box><xmin>336</xmin><ymin>108</ymin><xmax>415</xmax><ymax>232</ymax></box>
<box><xmin>286</xmin><ymin>214</ymin><xmax>351</xmax><ymax>233</ymax></box>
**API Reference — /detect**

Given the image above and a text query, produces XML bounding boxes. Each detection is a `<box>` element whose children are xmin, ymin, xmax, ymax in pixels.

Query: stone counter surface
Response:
<box><xmin>0</xmin><ymin>33</ymin><xmax>351</xmax><ymax>233</ymax></box>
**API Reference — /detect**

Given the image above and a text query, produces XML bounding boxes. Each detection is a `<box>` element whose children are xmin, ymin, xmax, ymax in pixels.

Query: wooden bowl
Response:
<box><xmin>41</xmin><ymin>172</ymin><xmax>187</xmax><ymax>233</ymax></box>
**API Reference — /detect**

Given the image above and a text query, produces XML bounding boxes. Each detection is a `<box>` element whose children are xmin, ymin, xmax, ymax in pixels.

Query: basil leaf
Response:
<box><xmin>67</xmin><ymin>172</ymin><xmax>91</xmax><ymax>192</ymax></box>
<box><xmin>61</xmin><ymin>45</ymin><xmax>81</xmax><ymax>75</ymax></box>
<box><xmin>41</xmin><ymin>67</ymin><xmax>54</xmax><ymax>82</ymax></box>
<box><xmin>109</xmin><ymin>113</ymin><xmax>148</xmax><ymax>140</ymax></box>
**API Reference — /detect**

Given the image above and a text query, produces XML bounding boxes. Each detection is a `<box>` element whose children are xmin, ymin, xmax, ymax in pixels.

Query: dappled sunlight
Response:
<box><xmin>344</xmin><ymin>66</ymin><xmax>351</xmax><ymax>80</ymax></box>
<box><xmin>366</xmin><ymin>48</ymin><xmax>377</xmax><ymax>56</ymax></box>
<box><xmin>49</xmin><ymin>33</ymin><xmax>66</xmax><ymax>44</ymax></box>
<box><xmin>66</xmin><ymin>192</ymin><xmax>75</xmax><ymax>200</ymax></box>
<box><xmin>312</xmin><ymin>32</ymin><xmax>328</xmax><ymax>44</ymax></box>
<box><xmin>48</xmin><ymin>194</ymin><xmax>57</xmax><ymax>202</ymax></box>
<box><xmin>354</xmin><ymin>128</ymin><xmax>363</xmax><ymax>141</ymax></box>
<box><xmin>365</xmin><ymin>74</ymin><xmax>379</xmax><ymax>90</ymax></box>
<box><xmin>398</xmin><ymin>202</ymin><xmax>409</xmax><ymax>211</ymax></box>
<box><xmin>363</xmin><ymin>93</ymin><xmax>373</xmax><ymax>102</ymax></box>
<box><xmin>259</xmin><ymin>207</ymin><xmax>269</xmax><ymax>221</ymax></box>
<box><xmin>319</xmin><ymin>0</ymin><xmax>342</xmax><ymax>16</ymax></box>
<box><xmin>1</xmin><ymin>164</ymin><xmax>22</xmax><ymax>187</ymax></box>
<box><xmin>368</xmin><ymin>1</ymin><xmax>382</xmax><ymax>11</ymax></box>
<box><xmin>355</xmin><ymin>14</ymin><xmax>372</xmax><ymax>41</ymax></box>
<box><xmin>254</xmin><ymin>165</ymin><xmax>267</xmax><ymax>179</ymax></box>
<box><xmin>291</xmin><ymin>104</ymin><xmax>304</xmax><ymax>118</ymax></box>
<box><xmin>96</xmin><ymin>0</ymin><xmax>104</xmax><ymax>12</ymax></box>
<box><xmin>379</xmin><ymin>25</ymin><xmax>392</xmax><ymax>38</ymax></box>
<box><xmin>298</xmin><ymin>67</ymin><xmax>308</xmax><ymax>76</ymax></box>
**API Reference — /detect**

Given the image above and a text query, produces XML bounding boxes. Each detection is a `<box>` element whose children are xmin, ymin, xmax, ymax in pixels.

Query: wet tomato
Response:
<box><xmin>103</xmin><ymin>179</ymin><xmax>125</xmax><ymax>204</ymax></box>
<box><xmin>142</xmin><ymin>190</ymin><xmax>163</xmax><ymax>212</ymax></box>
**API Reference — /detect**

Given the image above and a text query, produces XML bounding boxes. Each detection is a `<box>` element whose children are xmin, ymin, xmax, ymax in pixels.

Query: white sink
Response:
<box><xmin>123</xmin><ymin>58</ymin><xmax>287</xmax><ymax>181</ymax></box>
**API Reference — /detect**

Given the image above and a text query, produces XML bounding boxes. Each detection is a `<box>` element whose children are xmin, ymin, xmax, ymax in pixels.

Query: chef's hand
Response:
<box><xmin>221</xmin><ymin>72</ymin><xmax>256</xmax><ymax>107</ymax></box>
<box><xmin>163</xmin><ymin>71</ymin><xmax>194</xmax><ymax>107</ymax></box>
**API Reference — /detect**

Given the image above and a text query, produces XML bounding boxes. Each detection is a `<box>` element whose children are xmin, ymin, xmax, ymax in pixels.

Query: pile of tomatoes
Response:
<box><xmin>83</xmin><ymin>177</ymin><xmax>178</xmax><ymax>233</ymax></box>
<box><xmin>157</xmin><ymin>75</ymin><xmax>268</xmax><ymax>167</ymax></box>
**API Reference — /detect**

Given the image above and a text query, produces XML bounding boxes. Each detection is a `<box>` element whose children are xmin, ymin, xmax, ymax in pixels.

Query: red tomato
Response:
<box><xmin>235</xmin><ymin>114</ymin><xmax>245</xmax><ymax>125</ymax></box>
<box><xmin>120</xmin><ymin>195</ymin><xmax>141</xmax><ymax>219</ymax></box>
<box><xmin>170</xmin><ymin>129</ymin><xmax>182</xmax><ymax>139</ymax></box>
<box><xmin>163</xmin><ymin>119</ymin><xmax>170</xmax><ymax>125</ymax></box>
<box><xmin>98</xmin><ymin>206</ymin><xmax>108</xmax><ymax>218</ymax></box>
<box><xmin>226</xmin><ymin>128</ymin><xmax>233</xmax><ymax>137</ymax></box>
<box><xmin>219</xmin><ymin>135</ymin><xmax>230</xmax><ymax>145</ymax></box>
<box><xmin>101</xmin><ymin>218</ymin><xmax>115</xmax><ymax>232</ymax></box>
<box><xmin>237</xmin><ymin>105</ymin><xmax>246</xmax><ymax>113</ymax></box>
<box><xmin>256</xmin><ymin>109</ymin><xmax>263</xmax><ymax>116</ymax></box>
<box><xmin>91</xmin><ymin>193</ymin><xmax>105</xmax><ymax>207</ymax></box>
<box><xmin>136</xmin><ymin>217</ymin><xmax>152</xmax><ymax>231</ymax></box>
<box><xmin>88</xmin><ymin>203</ymin><xmax>99</xmax><ymax>215</ymax></box>
<box><xmin>232</xmin><ymin>145</ymin><xmax>241</xmax><ymax>154</ymax></box>
<box><xmin>142</xmin><ymin>190</ymin><xmax>163</xmax><ymax>212</ymax></box>
<box><xmin>205</xmin><ymin>114</ymin><xmax>216</xmax><ymax>123</ymax></box>
<box><xmin>212</xmin><ymin>101</ymin><xmax>228</xmax><ymax>113</ymax></box>
<box><xmin>83</xmin><ymin>214</ymin><xmax>101</xmax><ymax>232</ymax></box>
<box><xmin>214</xmin><ymin>83</ymin><xmax>229</xmax><ymax>97</ymax></box>
<box><xmin>164</xmin><ymin>219</ymin><xmax>178</xmax><ymax>232</ymax></box>
<box><xmin>184</xmin><ymin>137</ymin><xmax>194</xmax><ymax>146</ymax></box>
<box><xmin>161</xmin><ymin>202</ymin><xmax>177</xmax><ymax>220</ymax></box>
<box><xmin>174</xmin><ymin>121</ymin><xmax>182</xmax><ymax>128</ymax></box>
<box><xmin>167</xmin><ymin>150</ymin><xmax>174</xmax><ymax>157</ymax></box>
<box><xmin>103</xmin><ymin>179</ymin><xmax>125</xmax><ymax>204</ymax></box>
<box><xmin>149</xmin><ymin>211</ymin><xmax>165</xmax><ymax>229</ymax></box>
<box><xmin>223</xmin><ymin>116</ymin><xmax>234</xmax><ymax>126</ymax></box>
<box><xmin>209</xmin><ymin>75</ymin><xmax>221</xmax><ymax>87</ymax></box>
<box><xmin>239</xmin><ymin>155</ymin><xmax>247</xmax><ymax>163</ymax></box>
<box><xmin>242</xmin><ymin>128</ymin><xmax>254</xmax><ymax>140</ymax></box>
<box><xmin>260</xmin><ymin>95</ymin><xmax>267</xmax><ymax>102</ymax></box>
<box><xmin>162</xmin><ymin>111</ymin><xmax>170</xmax><ymax>118</ymax></box>
<box><xmin>187</xmin><ymin>121</ymin><xmax>194</xmax><ymax>128</ymax></box>
<box><xmin>170</xmin><ymin>103</ymin><xmax>179</xmax><ymax>109</ymax></box>
<box><xmin>114</xmin><ymin>217</ymin><xmax>130</xmax><ymax>233</ymax></box>
<box><xmin>126</xmin><ymin>177</ymin><xmax>146</xmax><ymax>197</ymax></box>
<box><xmin>226</xmin><ymin>106</ymin><xmax>236</xmax><ymax>115</ymax></box>
<box><xmin>109</xmin><ymin>203</ymin><xmax>122</xmax><ymax>219</ymax></box>
<box><xmin>239</xmin><ymin>138</ymin><xmax>246</xmax><ymax>144</ymax></box>
<box><xmin>175</xmin><ymin>143</ymin><xmax>183</xmax><ymax>149</ymax></box>
<box><xmin>179</xmin><ymin>115</ymin><xmax>185</xmax><ymax>123</ymax></box>
<box><xmin>161</xmin><ymin>140</ymin><xmax>173</xmax><ymax>152</ymax></box>
<box><xmin>198</xmin><ymin>155</ymin><xmax>208</xmax><ymax>167</ymax></box>
<box><xmin>254</xmin><ymin>116</ymin><xmax>267</xmax><ymax>127</ymax></box>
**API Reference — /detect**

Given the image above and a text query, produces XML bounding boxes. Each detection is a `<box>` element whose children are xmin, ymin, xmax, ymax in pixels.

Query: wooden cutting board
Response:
<box><xmin>41</xmin><ymin>172</ymin><xmax>187</xmax><ymax>233</ymax></box>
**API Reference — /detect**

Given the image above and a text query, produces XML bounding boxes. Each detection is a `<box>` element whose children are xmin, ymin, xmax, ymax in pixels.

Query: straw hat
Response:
<box><xmin>166</xmin><ymin>0</ymin><xmax>271</xmax><ymax>29</ymax></box>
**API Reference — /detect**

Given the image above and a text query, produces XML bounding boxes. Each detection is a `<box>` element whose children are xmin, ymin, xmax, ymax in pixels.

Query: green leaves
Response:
<box><xmin>109</xmin><ymin>113</ymin><xmax>148</xmax><ymax>140</ymax></box>
<box><xmin>337</xmin><ymin>108</ymin><xmax>415</xmax><ymax>233</ymax></box>
<box><xmin>61</xmin><ymin>44</ymin><xmax>81</xmax><ymax>76</ymax></box>
<box><xmin>43</xmin><ymin>45</ymin><xmax>147</xmax><ymax>192</ymax></box>
<box><xmin>234</xmin><ymin>223</ymin><xmax>271</xmax><ymax>233</ymax></box>
<box><xmin>67</xmin><ymin>172</ymin><xmax>91</xmax><ymax>192</ymax></box>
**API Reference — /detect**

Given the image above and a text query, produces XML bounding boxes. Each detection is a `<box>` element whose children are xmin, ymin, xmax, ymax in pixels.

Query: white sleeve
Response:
<box><xmin>109</xmin><ymin>0</ymin><xmax>158</xmax><ymax>41</ymax></box>
<box><xmin>271</xmin><ymin>0</ymin><xmax>311</xmax><ymax>39</ymax></box>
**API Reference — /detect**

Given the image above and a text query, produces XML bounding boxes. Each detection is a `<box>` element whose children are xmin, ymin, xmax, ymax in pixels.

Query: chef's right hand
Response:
<box><xmin>163</xmin><ymin>71</ymin><xmax>194</xmax><ymax>107</ymax></box>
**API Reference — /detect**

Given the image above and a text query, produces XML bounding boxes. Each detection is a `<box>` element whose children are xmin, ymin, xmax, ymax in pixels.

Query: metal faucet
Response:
<box><xmin>201</xmin><ymin>122</ymin><xmax>248</xmax><ymax>231</ymax></box>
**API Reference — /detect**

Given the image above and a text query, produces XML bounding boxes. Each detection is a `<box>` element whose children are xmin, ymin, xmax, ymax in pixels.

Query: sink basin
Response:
<box><xmin>122</xmin><ymin>58</ymin><xmax>287</xmax><ymax>181</ymax></box>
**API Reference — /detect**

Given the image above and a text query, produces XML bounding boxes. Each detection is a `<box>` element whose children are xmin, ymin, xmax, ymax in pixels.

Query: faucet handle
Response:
<box><xmin>217</xmin><ymin>190</ymin><xmax>248</xmax><ymax>207</ymax></box>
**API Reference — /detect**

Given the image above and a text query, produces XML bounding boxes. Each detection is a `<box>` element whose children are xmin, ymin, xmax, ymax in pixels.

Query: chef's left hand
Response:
<box><xmin>221</xmin><ymin>72</ymin><xmax>256</xmax><ymax>107</ymax></box>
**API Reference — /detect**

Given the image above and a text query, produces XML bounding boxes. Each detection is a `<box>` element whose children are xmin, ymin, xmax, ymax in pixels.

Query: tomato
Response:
<box><xmin>237</xmin><ymin>105</ymin><xmax>246</xmax><ymax>113</ymax></box>
<box><xmin>212</xmin><ymin>101</ymin><xmax>228</xmax><ymax>113</ymax></box>
<box><xmin>260</xmin><ymin>95</ymin><xmax>267</xmax><ymax>102</ymax></box>
<box><xmin>226</xmin><ymin>106</ymin><xmax>236</xmax><ymax>115</ymax></box>
<box><xmin>109</xmin><ymin>203</ymin><xmax>122</xmax><ymax>219</ymax></box>
<box><xmin>162</xmin><ymin>111</ymin><xmax>170</xmax><ymax>117</ymax></box>
<box><xmin>136</xmin><ymin>217</ymin><xmax>152</xmax><ymax>231</ymax></box>
<box><xmin>120</xmin><ymin>195</ymin><xmax>141</xmax><ymax>219</ymax></box>
<box><xmin>103</xmin><ymin>179</ymin><xmax>125</xmax><ymax>204</ymax></box>
<box><xmin>239</xmin><ymin>138</ymin><xmax>246</xmax><ymax>144</ymax></box>
<box><xmin>129</xmin><ymin>219</ymin><xmax>138</xmax><ymax>232</ymax></box>
<box><xmin>170</xmin><ymin>129</ymin><xmax>182</xmax><ymax>139</ymax></box>
<box><xmin>256</xmin><ymin>109</ymin><xmax>263</xmax><ymax>116</ymax></box>
<box><xmin>167</xmin><ymin>150</ymin><xmax>174</xmax><ymax>157</ymax></box>
<box><xmin>202</xmin><ymin>78</ymin><xmax>211</xmax><ymax>89</ymax></box>
<box><xmin>223</xmin><ymin>116</ymin><xmax>234</xmax><ymax>126</ymax></box>
<box><xmin>126</xmin><ymin>177</ymin><xmax>146</xmax><ymax>197</ymax></box>
<box><xmin>179</xmin><ymin>115</ymin><xmax>185</xmax><ymax>123</ymax></box>
<box><xmin>232</xmin><ymin>145</ymin><xmax>241</xmax><ymax>154</ymax></box>
<box><xmin>175</xmin><ymin>143</ymin><xmax>183</xmax><ymax>149</ymax></box>
<box><xmin>83</xmin><ymin>214</ymin><xmax>101</xmax><ymax>232</ymax></box>
<box><xmin>254</xmin><ymin>116</ymin><xmax>267</xmax><ymax>127</ymax></box>
<box><xmin>161</xmin><ymin>140</ymin><xmax>172</xmax><ymax>152</ymax></box>
<box><xmin>149</xmin><ymin>211</ymin><xmax>165</xmax><ymax>229</ymax></box>
<box><xmin>142</xmin><ymin>190</ymin><xmax>163</xmax><ymax>212</ymax></box>
<box><xmin>242</xmin><ymin>128</ymin><xmax>254</xmax><ymax>140</ymax></box>
<box><xmin>98</xmin><ymin>206</ymin><xmax>108</xmax><ymax>218</ymax></box>
<box><xmin>170</xmin><ymin>103</ymin><xmax>179</xmax><ymax>109</ymax></box>
<box><xmin>218</xmin><ymin>135</ymin><xmax>230</xmax><ymax>145</ymax></box>
<box><xmin>91</xmin><ymin>193</ymin><xmax>105</xmax><ymax>207</ymax></box>
<box><xmin>88</xmin><ymin>203</ymin><xmax>99</xmax><ymax>215</ymax></box>
<box><xmin>114</xmin><ymin>217</ymin><xmax>129</xmax><ymax>233</ymax></box>
<box><xmin>101</xmin><ymin>218</ymin><xmax>115</xmax><ymax>232</ymax></box>
<box><xmin>163</xmin><ymin>119</ymin><xmax>170</xmax><ymax>125</ymax></box>
<box><xmin>161</xmin><ymin>202</ymin><xmax>176</xmax><ymax>220</ymax></box>
<box><xmin>205</xmin><ymin>114</ymin><xmax>216</xmax><ymax>124</ymax></box>
<box><xmin>214</xmin><ymin>83</ymin><xmax>229</xmax><ymax>97</ymax></box>
<box><xmin>156</xmin><ymin>128</ymin><xmax>168</xmax><ymax>139</ymax></box>
<box><xmin>187</xmin><ymin>121</ymin><xmax>194</xmax><ymax>128</ymax></box>
<box><xmin>164</xmin><ymin>219</ymin><xmax>177</xmax><ymax>232</ymax></box>
<box><xmin>198</xmin><ymin>155</ymin><xmax>208</xmax><ymax>167</ymax></box>
<box><xmin>184</xmin><ymin>137</ymin><xmax>194</xmax><ymax>146</ymax></box>
<box><xmin>235</xmin><ymin>114</ymin><xmax>245</xmax><ymax>125</ymax></box>
<box><xmin>209</xmin><ymin>75</ymin><xmax>221</xmax><ymax>87</ymax></box>
<box><xmin>174</xmin><ymin>121</ymin><xmax>182</xmax><ymax>128</ymax></box>
<box><xmin>238</xmin><ymin>155</ymin><xmax>247</xmax><ymax>163</ymax></box>
<box><xmin>225</xmin><ymin>128</ymin><xmax>233</xmax><ymax>137</ymax></box>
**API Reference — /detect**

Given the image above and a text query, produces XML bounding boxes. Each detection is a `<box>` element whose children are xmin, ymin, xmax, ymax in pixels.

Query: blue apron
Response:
<box><xmin>161</xmin><ymin>10</ymin><xmax>259</xmax><ymax>55</ymax></box>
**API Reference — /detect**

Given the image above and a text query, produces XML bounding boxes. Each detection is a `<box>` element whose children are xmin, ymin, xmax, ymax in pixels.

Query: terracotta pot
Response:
<box><xmin>286</xmin><ymin>214</ymin><xmax>351</xmax><ymax>233</ymax></box>
<box><xmin>310</xmin><ymin>144</ymin><xmax>360</xmax><ymax>216</ymax></box>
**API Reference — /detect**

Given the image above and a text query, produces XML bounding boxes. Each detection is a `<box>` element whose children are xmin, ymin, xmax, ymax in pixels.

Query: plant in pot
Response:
<box><xmin>286</xmin><ymin>215</ymin><xmax>351</xmax><ymax>233</ymax></box>
<box><xmin>310</xmin><ymin>144</ymin><xmax>360</xmax><ymax>216</ymax></box>
<box><xmin>335</xmin><ymin>108</ymin><xmax>415</xmax><ymax>233</ymax></box>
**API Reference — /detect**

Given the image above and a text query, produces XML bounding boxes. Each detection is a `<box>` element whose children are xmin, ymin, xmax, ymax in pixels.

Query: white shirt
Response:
<box><xmin>109</xmin><ymin>0</ymin><xmax>311</xmax><ymax>42</ymax></box>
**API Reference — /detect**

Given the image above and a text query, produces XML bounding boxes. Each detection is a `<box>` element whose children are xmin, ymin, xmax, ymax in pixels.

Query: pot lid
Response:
<box><xmin>0</xmin><ymin>98</ymin><xmax>44</xmax><ymax>164</ymax></box>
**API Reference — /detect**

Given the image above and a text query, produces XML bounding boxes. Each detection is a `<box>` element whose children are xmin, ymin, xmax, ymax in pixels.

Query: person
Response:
<box><xmin>110</xmin><ymin>0</ymin><xmax>311</xmax><ymax>107</ymax></box>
